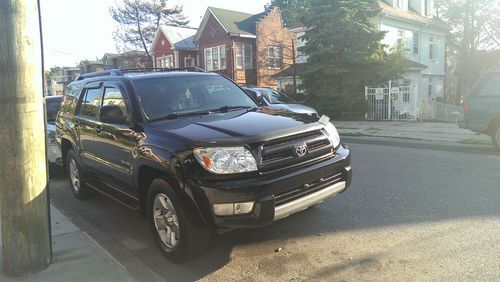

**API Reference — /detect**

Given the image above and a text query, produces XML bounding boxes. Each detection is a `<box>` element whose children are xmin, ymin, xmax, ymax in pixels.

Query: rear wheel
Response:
<box><xmin>147</xmin><ymin>178</ymin><xmax>213</xmax><ymax>262</ymax></box>
<box><xmin>66</xmin><ymin>150</ymin><xmax>93</xmax><ymax>200</ymax></box>
<box><xmin>492</xmin><ymin>125</ymin><xmax>500</xmax><ymax>151</ymax></box>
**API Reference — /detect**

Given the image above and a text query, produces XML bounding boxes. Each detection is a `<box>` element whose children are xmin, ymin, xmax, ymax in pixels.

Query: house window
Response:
<box><xmin>157</xmin><ymin>55</ymin><xmax>173</xmax><ymax>68</ymax></box>
<box><xmin>204</xmin><ymin>45</ymin><xmax>226</xmax><ymax>71</ymax></box>
<box><xmin>235</xmin><ymin>43</ymin><xmax>253</xmax><ymax>69</ymax></box>
<box><xmin>429</xmin><ymin>37</ymin><xmax>437</xmax><ymax>60</ymax></box>
<box><xmin>185</xmin><ymin>57</ymin><xmax>195</xmax><ymax>67</ymax></box>
<box><xmin>397</xmin><ymin>30</ymin><xmax>405</xmax><ymax>47</ymax></box>
<box><xmin>413</xmin><ymin>31</ymin><xmax>419</xmax><ymax>55</ymax></box>
<box><xmin>267</xmin><ymin>46</ymin><xmax>283</xmax><ymax>68</ymax></box>
<box><xmin>424</xmin><ymin>0</ymin><xmax>431</xmax><ymax>16</ymax></box>
<box><xmin>395</xmin><ymin>0</ymin><xmax>402</xmax><ymax>8</ymax></box>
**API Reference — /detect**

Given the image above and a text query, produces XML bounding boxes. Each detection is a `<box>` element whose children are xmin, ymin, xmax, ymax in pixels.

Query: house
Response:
<box><xmin>101</xmin><ymin>50</ymin><xmax>150</xmax><ymax>70</ymax></box>
<box><xmin>44</xmin><ymin>66</ymin><xmax>80</xmax><ymax>96</ymax></box>
<box><xmin>276</xmin><ymin>0</ymin><xmax>448</xmax><ymax>120</ymax></box>
<box><xmin>79</xmin><ymin>59</ymin><xmax>104</xmax><ymax>74</ymax></box>
<box><xmin>193</xmin><ymin>6</ymin><xmax>294</xmax><ymax>87</ymax></box>
<box><xmin>151</xmin><ymin>25</ymin><xmax>198</xmax><ymax>68</ymax></box>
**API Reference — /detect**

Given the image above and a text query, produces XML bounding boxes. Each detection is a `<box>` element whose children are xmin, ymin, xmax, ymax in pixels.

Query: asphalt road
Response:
<box><xmin>50</xmin><ymin>140</ymin><xmax>500</xmax><ymax>281</ymax></box>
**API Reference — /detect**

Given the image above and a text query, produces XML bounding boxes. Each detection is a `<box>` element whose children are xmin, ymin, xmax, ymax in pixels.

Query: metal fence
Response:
<box><xmin>365</xmin><ymin>81</ymin><xmax>418</xmax><ymax>121</ymax></box>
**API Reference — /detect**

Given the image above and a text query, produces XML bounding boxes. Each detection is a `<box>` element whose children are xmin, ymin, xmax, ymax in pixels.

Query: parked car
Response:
<box><xmin>459</xmin><ymin>68</ymin><xmax>500</xmax><ymax>150</ymax></box>
<box><xmin>57</xmin><ymin>69</ymin><xmax>351</xmax><ymax>262</ymax></box>
<box><xmin>241</xmin><ymin>86</ymin><xmax>319</xmax><ymax>117</ymax></box>
<box><xmin>46</xmin><ymin>95</ymin><xmax>63</xmax><ymax>167</ymax></box>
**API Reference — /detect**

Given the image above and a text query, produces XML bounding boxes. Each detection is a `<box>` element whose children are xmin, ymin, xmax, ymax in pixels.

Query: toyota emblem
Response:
<box><xmin>294</xmin><ymin>143</ymin><xmax>308</xmax><ymax>158</ymax></box>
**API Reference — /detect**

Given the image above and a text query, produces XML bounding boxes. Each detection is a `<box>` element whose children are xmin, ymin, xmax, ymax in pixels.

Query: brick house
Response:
<box><xmin>194</xmin><ymin>6</ymin><xmax>294</xmax><ymax>87</ymax></box>
<box><xmin>101</xmin><ymin>50</ymin><xmax>150</xmax><ymax>70</ymax></box>
<box><xmin>151</xmin><ymin>25</ymin><xmax>198</xmax><ymax>68</ymax></box>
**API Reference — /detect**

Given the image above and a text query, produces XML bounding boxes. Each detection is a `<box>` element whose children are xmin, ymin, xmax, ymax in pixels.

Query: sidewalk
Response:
<box><xmin>0</xmin><ymin>205</ymin><xmax>136</xmax><ymax>282</ymax></box>
<box><xmin>335</xmin><ymin>121</ymin><xmax>492</xmax><ymax>145</ymax></box>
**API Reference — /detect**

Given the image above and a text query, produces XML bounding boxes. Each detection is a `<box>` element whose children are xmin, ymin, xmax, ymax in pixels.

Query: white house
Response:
<box><xmin>372</xmin><ymin>0</ymin><xmax>449</xmax><ymax>120</ymax></box>
<box><xmin>275</xmin><ymin>0</ymin><xmax>448</xmax><ymax>120</ymax></box>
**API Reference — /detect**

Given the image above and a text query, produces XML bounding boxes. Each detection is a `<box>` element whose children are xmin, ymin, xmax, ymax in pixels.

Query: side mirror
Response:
<box><xmin>99</xmin><ymin>104</ymin><xmax>127</xmax><ymax>124</ymax></box>
<box><xmin>245</xmin><ymin>89</ymin><xmax>264</xmax><ymax>106</ymax></box>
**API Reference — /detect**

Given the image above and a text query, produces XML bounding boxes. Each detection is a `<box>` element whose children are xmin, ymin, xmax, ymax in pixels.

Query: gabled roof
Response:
<box><xmin>378</xmin><ymin>0</ymin><xmax>448</xmax><ymax>30</ymax></box>
<box><xmin>194</xmin><ymin>7</ymin><xmax>267</xmax><ymax>41</ymax></box>
<box><xmin>151</xmin><ymin>25</ymin><xmax>198</xmax><ymax>52</ymax></box>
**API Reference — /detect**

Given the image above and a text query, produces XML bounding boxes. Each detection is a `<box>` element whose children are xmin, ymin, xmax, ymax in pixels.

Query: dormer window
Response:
<box><xmin>396</xmin><ymin>0</ymin><xmax>402</xmax><ymax>8</ymax></box>
<box><xmin>394</xmin><ymin>0</ymin><xmax>407</xmax><ymax>10</ymax></box>
<box><xmin>424</xmin><ymin>0</ymin><xmax>432</xmax><ymax>16</ymax></box>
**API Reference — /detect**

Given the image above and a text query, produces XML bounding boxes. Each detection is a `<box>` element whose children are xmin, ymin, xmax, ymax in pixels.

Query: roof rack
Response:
<box><xmin>74</xmin><ymin>67</ymin><xmax>206</xmax><ymax>81</ymax></box>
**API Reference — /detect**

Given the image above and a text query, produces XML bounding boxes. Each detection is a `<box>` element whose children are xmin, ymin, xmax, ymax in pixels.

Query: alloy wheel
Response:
<box><xmin>153</xmin><ymin>193</ymin><xmax>180</xmax><ymax>250</ymax></box>
<box><xmin>69</xmin><ymin>158</ymin><xmax>80</xmax><ymax>192</ymax></box>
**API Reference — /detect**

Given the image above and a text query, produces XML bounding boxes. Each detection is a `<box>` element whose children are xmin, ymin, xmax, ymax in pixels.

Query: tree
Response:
<box><xmin>299</xmin><ymin>0</ymin><xmax>406</xmax><ymax>119</ymax></box>
<box><xmin>435</xmin><ymin>0</ymin><xmax>500</xmax><ymax>97</ymax></box>
<box><xmin>265</xmin><ymin>0</ymin><xmax>311</xmax><ymax>27</ymax></box>
<box><xmin>110</xmin><ymin>0</ymin><xmax>189</xmax><ymax>58</ymax></box>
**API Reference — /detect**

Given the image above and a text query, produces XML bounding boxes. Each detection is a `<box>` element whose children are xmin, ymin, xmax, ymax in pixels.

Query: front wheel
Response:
<box><xmin>147</xmin><ymin>178</ymin><xmax>213</xmax><ymax>262</ymax></box>
<box><xmin>66</xmin><ymin>150</ymin><xmax>93</xmax><ymax>200</ymax></box>
<box><xmin>492</xmin><ymin>125</ymin><xmax>500</xmax><ymax>151</ymax></box>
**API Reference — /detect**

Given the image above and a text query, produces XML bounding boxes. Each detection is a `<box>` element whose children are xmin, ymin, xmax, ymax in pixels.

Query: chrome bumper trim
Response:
<box><xmin>274</xmin><ymin>181</ymin><xmax>346</xmax><ymax>221</ymax></box>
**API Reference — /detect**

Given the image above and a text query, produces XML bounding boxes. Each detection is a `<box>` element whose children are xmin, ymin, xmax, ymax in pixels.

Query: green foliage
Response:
<box><xmin>265</xmin><ymin>0</ymin><xmax>311</xmax><ymax>27</ymax></box>
<box><xmin>298</xmin><ymin>0</ymin><xmax>406</xmax><ymax>119</ymax></box>
<box><xmin>110</xmin><ymin>0</ymin><xmax>189</xmax><ymax>56</ymax></box>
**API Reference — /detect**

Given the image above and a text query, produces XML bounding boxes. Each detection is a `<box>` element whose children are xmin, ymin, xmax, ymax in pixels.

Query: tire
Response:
<box><xmin>66</xmin><ymin>150</ymin><xmax>93</xmax><ymax>200</ymax></box>
<box><xmin>147</xmin><ymin>178</ymin><xmax>213</xmax><ymax>262</ymax></box>
<box><xmin>492</xmin><ymin>124</ymin><xmax>500</xmax><ymax>151</ymax></box>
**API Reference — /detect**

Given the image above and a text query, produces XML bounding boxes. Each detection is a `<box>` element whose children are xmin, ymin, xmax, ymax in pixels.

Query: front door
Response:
<box><xmin>92</xmin><ymin>83</ymin><xmax>136</xmax><ymax>195</ymax></box>
<box><xmin>74</xmin><ymin>85</ymin><xmax>102</xmax><ymax>169</ymax></box>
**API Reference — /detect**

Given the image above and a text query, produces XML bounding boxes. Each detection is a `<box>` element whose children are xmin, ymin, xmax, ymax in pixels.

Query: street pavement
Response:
<box><xmin>49</xmin><ymin>139</ymin><xmax>500</xmax><ymax>281</ymax></box>
<box><xmin>0</xmin><ymin>205</ymin><xmax>140</xmax><ymax>281</ymax></box>
<box><xmin>335</xmin><ymin>121</ymin><xmax>492</xmax><ymax>145</ymax></box>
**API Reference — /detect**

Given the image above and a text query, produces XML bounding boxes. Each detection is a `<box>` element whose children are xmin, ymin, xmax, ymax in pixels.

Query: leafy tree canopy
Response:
<box><xmin>110</xmin><ymin>0</ymin><xmax>189</xmax><ymax>57</ymax></box>
<box><xmin>299</xmin><ymin>0</ymin><xmax>406</xmax><ymax>118</ymax></box>
<box><xmin>265</xmin><ymin>0</ymin><xmax>311</xmax><ymax>28</ymax></box>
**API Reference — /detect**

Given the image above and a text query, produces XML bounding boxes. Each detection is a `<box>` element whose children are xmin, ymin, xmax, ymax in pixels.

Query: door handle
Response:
<box><xmin>95</xmin><ymin>125</ymin><xmax>102</xmax><ymax>134</ymax></box>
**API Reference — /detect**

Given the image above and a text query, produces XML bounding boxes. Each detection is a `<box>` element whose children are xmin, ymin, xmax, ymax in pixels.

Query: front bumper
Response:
<box><xmin>189</xmin><ymin>144</ymin><xmax>352</xmax><ymax>229</ymax></box>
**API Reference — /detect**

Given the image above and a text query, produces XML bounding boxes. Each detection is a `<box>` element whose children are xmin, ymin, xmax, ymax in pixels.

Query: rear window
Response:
<box><xmin>132</xmin><ymin>75</ymin><xmax>256</xmax><ymax>120</ymax></box>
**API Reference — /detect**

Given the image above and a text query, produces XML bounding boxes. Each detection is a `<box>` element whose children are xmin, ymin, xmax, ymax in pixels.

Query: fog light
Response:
<box><xmin>213</xmin><ymin>202</ymin><xmax>254</xmax><ymax>216</ymax></box>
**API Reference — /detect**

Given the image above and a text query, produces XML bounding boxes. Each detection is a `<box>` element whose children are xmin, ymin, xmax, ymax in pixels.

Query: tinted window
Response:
<box><xmin>102</xmin><ymin>87</ymin><xmax>127</xmax><ymax>115</ymax></box>
<box><xmin>259</xmin><ymin>89</ymin><xmax>295</xmax><ymax>104</ymax></box>
<box><xmin>61</xmin><ymin>84</ymin><xmax>83</xmax><ymax>114</ymax></box>
<box><xmin>133</xmin><ymin>75</ymin><xmax>256</xmax><ymax>120</ymax></box>
<box><xmin>79</xmin><ymin>88</ymin><xmax>101</xmax><ymax>117</ymax></box>
<box><xmin>479</xmin><ymin>74</ymin><xmax>500</xmax><ymax>96</ymax></box>
<box><xmin>46</xmin><ymin>97</ymin><xmax>62</xmax><ymax>122</ymax></box>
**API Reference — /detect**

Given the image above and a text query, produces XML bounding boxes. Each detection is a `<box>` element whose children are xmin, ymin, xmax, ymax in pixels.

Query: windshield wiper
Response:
<box><xmin>154</xmin><ymin>110</ymin><xmax>211</xmax><ymax>121</ymax></box>
<box><xmin>209</xmin><ymin>105</ymin><xmax>256</xmax><ymax>113</ymax></box>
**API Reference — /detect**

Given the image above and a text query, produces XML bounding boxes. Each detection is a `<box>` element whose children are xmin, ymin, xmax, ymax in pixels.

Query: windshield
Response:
<box><xmin>259</xmin><ymin>89</ymin><xmax>295</xmax><ymax>104</ymax></box>
<box><xmin>46</xmin><ymin>97</ymin><xmax>62</xmax><ymax>123</ymax></box>
<box><xmin>133</xmin><ymin>75</ymin><xmax>257</xmax><ymax>120</ymax></box>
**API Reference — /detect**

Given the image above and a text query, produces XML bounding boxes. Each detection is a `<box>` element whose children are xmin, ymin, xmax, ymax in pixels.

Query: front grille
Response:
<box><xmin>274</xmin><ymin>172</ymin><xmax>343</xmax><ymax>206</ymax></box>
<box><xmin>259</xmin><ymin>130</ymin><xmax>332</xmax><ymax>171</ymax></box>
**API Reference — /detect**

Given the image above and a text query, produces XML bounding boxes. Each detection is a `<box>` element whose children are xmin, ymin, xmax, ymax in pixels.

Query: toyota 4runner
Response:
<box><xmin>56</xmin><ymin>68</ymin><xmax>352</xmax><ymax>261</ymax></box>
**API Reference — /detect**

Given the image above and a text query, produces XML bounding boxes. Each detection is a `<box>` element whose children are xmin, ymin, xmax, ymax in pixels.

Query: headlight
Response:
<box><xmin>193</xmin><ymin>147</ymin><xmax>258</xmax><ymax>174</ymax></box>
<box><xmin>324</xmin><ymin>122</ymin><xmax>341</xmax><ymax>148</ymax></box>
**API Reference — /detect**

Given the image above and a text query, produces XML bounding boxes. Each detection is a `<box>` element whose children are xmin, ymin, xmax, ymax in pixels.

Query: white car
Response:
<box><xmin>46</xmin><ymin>96</ymin><xmax>63</xmax><ymax>166</ymax></box>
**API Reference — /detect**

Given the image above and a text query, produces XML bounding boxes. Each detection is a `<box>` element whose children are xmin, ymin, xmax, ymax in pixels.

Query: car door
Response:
<box><xmin>74</xmin><ymin>83</ymin><xmax>102</xmax><ymax>169</ymax></box>
<box><xmin>92</xmin><ymin>83</ymin><xmax>136</xmax><ymax>195</ymax></box>
<box><xmin>467</xmin><ymin>72</ymin><xmax>500</xmax><ymax>132</ymax></box>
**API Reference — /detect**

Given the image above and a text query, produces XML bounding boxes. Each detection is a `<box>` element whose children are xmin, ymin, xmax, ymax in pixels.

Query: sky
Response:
<box><xmin>41</xmin><ymin>0</ymin><xmax>269</xmax><ymax>69</ymax></box>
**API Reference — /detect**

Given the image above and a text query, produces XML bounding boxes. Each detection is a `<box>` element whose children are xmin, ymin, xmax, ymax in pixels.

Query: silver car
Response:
<box><xmin>45</xmin><ymin>95</ymin><xmax>63</xmax><ymax>166</ymax></box>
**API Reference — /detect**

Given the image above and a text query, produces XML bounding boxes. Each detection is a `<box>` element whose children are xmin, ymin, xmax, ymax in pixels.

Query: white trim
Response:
<box><xmin>184</xmin><ymin>56</ymin><xmax>195</xmax><ymax>67</ymax></box>
<box><xmin>157</xmin><ymin>55</ymin><xmax>174</xmax><ymax>68</ymax></box>
<box><xmin>235</xmin><ymin>34</ymin><xmax>257</xmax><ymax>38</ymax></box>
<box><xmin>204</xmin><ymin>45</ymin><xmax>226</xmax><ymax>71</ymax></box>
<box><xmin>174</xmin><ymin>50</ymin><xmax>179</xmax><ymax>68</ymax></box>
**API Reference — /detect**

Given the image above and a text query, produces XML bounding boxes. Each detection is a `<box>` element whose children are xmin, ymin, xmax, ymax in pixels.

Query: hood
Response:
<box><xmin>145</xmin><ymin>108</ymin><xmax>323</xmax><ymax>145</ymax></box>
<box><xmin>270</xmin><ymin>103</ymin><xmax>318</xmax><ymax>116</ymax></box>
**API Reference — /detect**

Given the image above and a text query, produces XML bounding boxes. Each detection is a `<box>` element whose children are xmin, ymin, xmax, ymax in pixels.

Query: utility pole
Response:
<box><xmin>0</xmin><ymin>0</ymin><xmax>52</xmax><ymax>277</ymax></box>
<box><xmin>291</xmin><ymin>38</ymin><xmax>298</xmax><ymax>97</ymax></box>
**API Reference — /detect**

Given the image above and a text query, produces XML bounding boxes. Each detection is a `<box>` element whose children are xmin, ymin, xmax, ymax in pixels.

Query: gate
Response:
<box><xmin>365</xmin><ymin>80</ymin><xmax>418</xmax><ymax>121</ymax></box>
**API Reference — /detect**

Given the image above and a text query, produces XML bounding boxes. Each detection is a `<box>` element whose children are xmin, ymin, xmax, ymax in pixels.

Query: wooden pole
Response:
<box><xmin>0</xmin><ymin>0</ymin><xmax>52</xmax><ymax>277</ymax></box>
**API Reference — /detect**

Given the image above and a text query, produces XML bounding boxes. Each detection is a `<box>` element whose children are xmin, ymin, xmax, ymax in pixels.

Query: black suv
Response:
<box><xmin>56</xmin><ymin>68</ymin><xmax>352</xmax><ymax>261</ymax></box>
